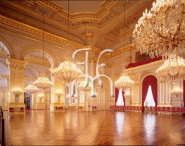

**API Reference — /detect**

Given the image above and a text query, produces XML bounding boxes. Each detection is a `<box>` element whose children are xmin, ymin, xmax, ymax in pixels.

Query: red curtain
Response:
<box><xmin>115</xmin><ymin>88</ymin><xmax>119</xmax><ymax>106</ymax></box>
<box><xmin>183</xmin><ymin>80</ymin><xmax>185</xmax><ymax>107</ymax></box>
<box><xmin>142</xmin><ymin>75</ymin><xmax>158</xmax><ymax>112</ymax></box>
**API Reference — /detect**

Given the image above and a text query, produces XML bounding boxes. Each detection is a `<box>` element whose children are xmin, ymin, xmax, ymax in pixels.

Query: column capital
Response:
<box><xmin>6</xmin><ymin>58</ymin><xmax>27</xmax><ymax>71</ymax></box>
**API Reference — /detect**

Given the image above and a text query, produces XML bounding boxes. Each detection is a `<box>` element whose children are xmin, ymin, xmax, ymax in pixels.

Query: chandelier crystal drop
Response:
<box><xmin>33</xmin><ymin>74</ymin><xmax>53</xmax><ymax>91</ymax></box>
<box><xmin>115</xmin><ymin>74</ymin><xmax>134</xmax><ymax>92</ymax></box>
<box><xmin>52</xmin><ymin>56</ymin><xmax>82</xmax><ymax>83</ymax></box>
<box><xmin>132</xmin><ymin>0</ymin><xmax>185</xmax><ymax>58</ymax></box>
<box><xmin>156</xmin><ymin>55</ymin><xmax>185</xmax><ymax>81</ymax></box>
<box><xmin>24</xmin><ymin>84</ymin><xmax>39</xmax><ymax>94</ymax></box>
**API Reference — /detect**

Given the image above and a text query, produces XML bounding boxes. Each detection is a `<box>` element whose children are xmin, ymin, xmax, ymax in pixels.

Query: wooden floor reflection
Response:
<box><xmin>4</xmin><ymin>110</ymin><xmax>185</xmax><ymax>145</ymax></box>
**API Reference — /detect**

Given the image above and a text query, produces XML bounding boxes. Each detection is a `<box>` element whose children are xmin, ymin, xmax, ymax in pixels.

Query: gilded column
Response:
<box><xmin>6</xmin><ymin>58</ymin><xmax>27</xmax><ymax>113</ymax></box>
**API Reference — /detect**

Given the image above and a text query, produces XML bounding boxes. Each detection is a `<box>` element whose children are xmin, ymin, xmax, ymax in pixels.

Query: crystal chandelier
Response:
<box><xmin>24</xmin><ymin>54</ymin><xmax>40</xmax><ymax>94</ymax></box>
<box><xmin>156</xmin><ymin>54</ymin><xmax>185</xmax><ymax>81</ymax></box>
<box><xmin>133</xmin><ymin>0</ymin><xmax>185</xmax><ymax>58</ymax></box>
<box><xmin>51</xmin><ymin>0</ymin><xmax>82</xmax><ymax>83</ymax></box>
<box><xmin>33</xmin><ymin>12</ymin><xmax>53</xmax><ymax>90</ymax></box>
<box><xmin>52</xmin><ymin>56</ymin><xmax>82</xmax><ymax>83</ymax></box>
<box><xmin>33</xmin><ymin>74</ymin><xmax>53</xmax><ymax>91</ymax></box>
<box><xmin>24</xmin><ymin>84</ymin><xmax>39</xmax><ymax>94</ymax></box>
<box><xmin>115</xmin><ymin>74</ymin><xmax>134</xmax><ymax>92</ymax></box>
<box><xmin>115</xmin><ymin>4</ymin><xmax>134</xmax><ymax>92</ymax></box>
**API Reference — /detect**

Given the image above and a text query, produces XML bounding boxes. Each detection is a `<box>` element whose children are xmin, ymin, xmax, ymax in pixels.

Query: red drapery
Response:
<box><xmin>126</xmin><ymin>57</ymin><xmax>162</xmax><ymax>69</ymax></box>
<box><xmin>122</xmin><ymin>91</ymin><xmax>125</xmax><ymax>106</ymax></box>
<box><xmin>142</xmin><ymin>75</ymin><xmax>158</xmax><ymax>112</ymax></box>
<box><xmin>115</xmin><ymin>88</ymin><xmax>125</xmax><ymax>106</ymax></box>
<box><xmin>115</xmin><ymin>88</ymin><xmax>119</xmax><ymax>106</ymax></box>
<box><xmin>183</xmin><ymin>80</ymin><xmax>185</xmax><ymax>107</ymax></box>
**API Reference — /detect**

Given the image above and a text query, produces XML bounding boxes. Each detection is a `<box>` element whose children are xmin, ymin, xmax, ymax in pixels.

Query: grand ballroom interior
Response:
<box><xmin>0</xmin><ymin>0</ymin><xmax>185</xmax><ymax>145</ymax></box>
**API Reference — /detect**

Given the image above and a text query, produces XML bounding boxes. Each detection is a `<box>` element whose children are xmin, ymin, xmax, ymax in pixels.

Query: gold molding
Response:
<box><xmin>105</xmin><ymin>44</ymin><xmax>135</xmax><ymax>58</ymax></box>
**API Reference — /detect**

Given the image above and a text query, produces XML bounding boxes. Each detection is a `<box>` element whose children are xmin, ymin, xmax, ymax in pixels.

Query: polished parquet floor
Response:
<box><xmin>4</xmin><ymin>110</ymin><xmax>185</xmax><ymax>145</ymax></box>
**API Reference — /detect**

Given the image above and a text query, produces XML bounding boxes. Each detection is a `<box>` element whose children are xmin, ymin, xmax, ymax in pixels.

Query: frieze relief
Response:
<box><xmin>41</xmin><ymin>1</ymin><xmax>64</xmax><ymax>12</ymax></box>
<box><xmin>35</xmin><ymin>5</ymin><xmax>54</xmax><ymax>18</ymax></box>
<box><xmin>17</xmin><ymin>0</ymin><xmax>36</xmax><ymax>10</ymax></box>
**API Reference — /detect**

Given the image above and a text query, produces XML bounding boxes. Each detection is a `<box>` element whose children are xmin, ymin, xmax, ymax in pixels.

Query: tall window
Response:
<box><xmin>144</xmin><ymin>85</ymin><xmax>155</xmax><ymax>107</ymax></box>
<box><xmin>116</xmin><ymin>89</ymin><xmax>124</xmax><ymax>106</ymax></box>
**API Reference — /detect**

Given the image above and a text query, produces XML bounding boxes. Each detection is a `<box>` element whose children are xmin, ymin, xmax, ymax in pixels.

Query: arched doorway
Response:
<box><xmin>142</xmin><ymin>75</ymin><xmax>157</xmax><ymax>112</ymax></box>
<box><xmin>115</xmin><ymin>88</ymin><xmax>125</xmax><ymax>107</ymax></box>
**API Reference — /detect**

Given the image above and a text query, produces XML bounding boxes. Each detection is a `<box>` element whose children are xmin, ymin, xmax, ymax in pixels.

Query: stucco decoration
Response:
<box><xmin>24</xmin><ymin>65</ymin><xmax>39</xmax><ymax>79</ymax></box>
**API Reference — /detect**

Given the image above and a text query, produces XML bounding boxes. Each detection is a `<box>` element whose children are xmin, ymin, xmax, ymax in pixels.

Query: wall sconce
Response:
<box><xmin>55</xmin><ymin>90</ymin><xmax>63</xmax><ymax>103</ymax></box>
<box><xmin>55</xmin><ymin>90</ymin><xmax>63</xmax><ymax>97</ymax></box>
<box><xmin>38</xmin><ymin>93</ymin><xmax>44</xmax><ymax>103</ymax></box>
<box><xmin>124</xmin><ymin>92</ymin><xmax>130</xmax><ymax>99</ymax></box>
<box><xmin>171</xmin><ymin>88</ymin><xmax>182</xmax><ymax>97</ymax></box>
<box><xmin>12</xmin><ymin>87</ymin><xmax>23</xmax><ymax>97</ymax></box>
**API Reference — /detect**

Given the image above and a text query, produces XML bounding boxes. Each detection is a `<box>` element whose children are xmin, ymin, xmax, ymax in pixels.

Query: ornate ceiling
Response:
<box><xmin>0</xmin><ymin>0</ymin><xmax>154</xmax><ymax>56</ymax></box>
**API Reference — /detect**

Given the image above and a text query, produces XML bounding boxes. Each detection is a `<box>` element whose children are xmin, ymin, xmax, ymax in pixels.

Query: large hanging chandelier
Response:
<box><xmin>33</xmin><ymin>13</ymin><xmax>53</xmax><ymax>90</ymax></box>
<box><xmin>156</xmin><ymin>54</ymin><xmax>185</xmax><ymax>81</ymax></box>
<box><xmin>133</xmin><ymin>0</ymin><xmax>185</xmax><ymax>58</ymax></box>
<box><xmin>115</xmin><ymin>4</ymin><xmax>134</xmax><ymax>92</ymax></box>
<box><xmin>24</xmin><ymin>84</ymin><xmax>39</xmax><ymax>94</ymax></box>
<box><xmin>24</xmin><ymin>53</ymin><xmax>40</xmax><ymax>94</ymax></box>
<box><xmin>51</xmin><ymin>0</ymin><xmax>82</xmax><ymax>83</ymax></box>
<box><xmin>115</xmin><ymin>74</ymin><xmax>134</xmax><ymax>92</ymax></box>
<box><xmin>33</xmin><ymin>74</ymin><xmax>53</xmax><ymax>91</ymax></box>
<box><xmin>52</xmin><ymin>56</ymin><xmax>82</xmax><ymax>83</ymax></box>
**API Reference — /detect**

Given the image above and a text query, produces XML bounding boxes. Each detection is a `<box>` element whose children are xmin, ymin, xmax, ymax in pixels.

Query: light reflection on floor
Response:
<box><xmin>116</xmin><ymin>112</ymin><xmax>124</xmax><ymax>134</ymax></box>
